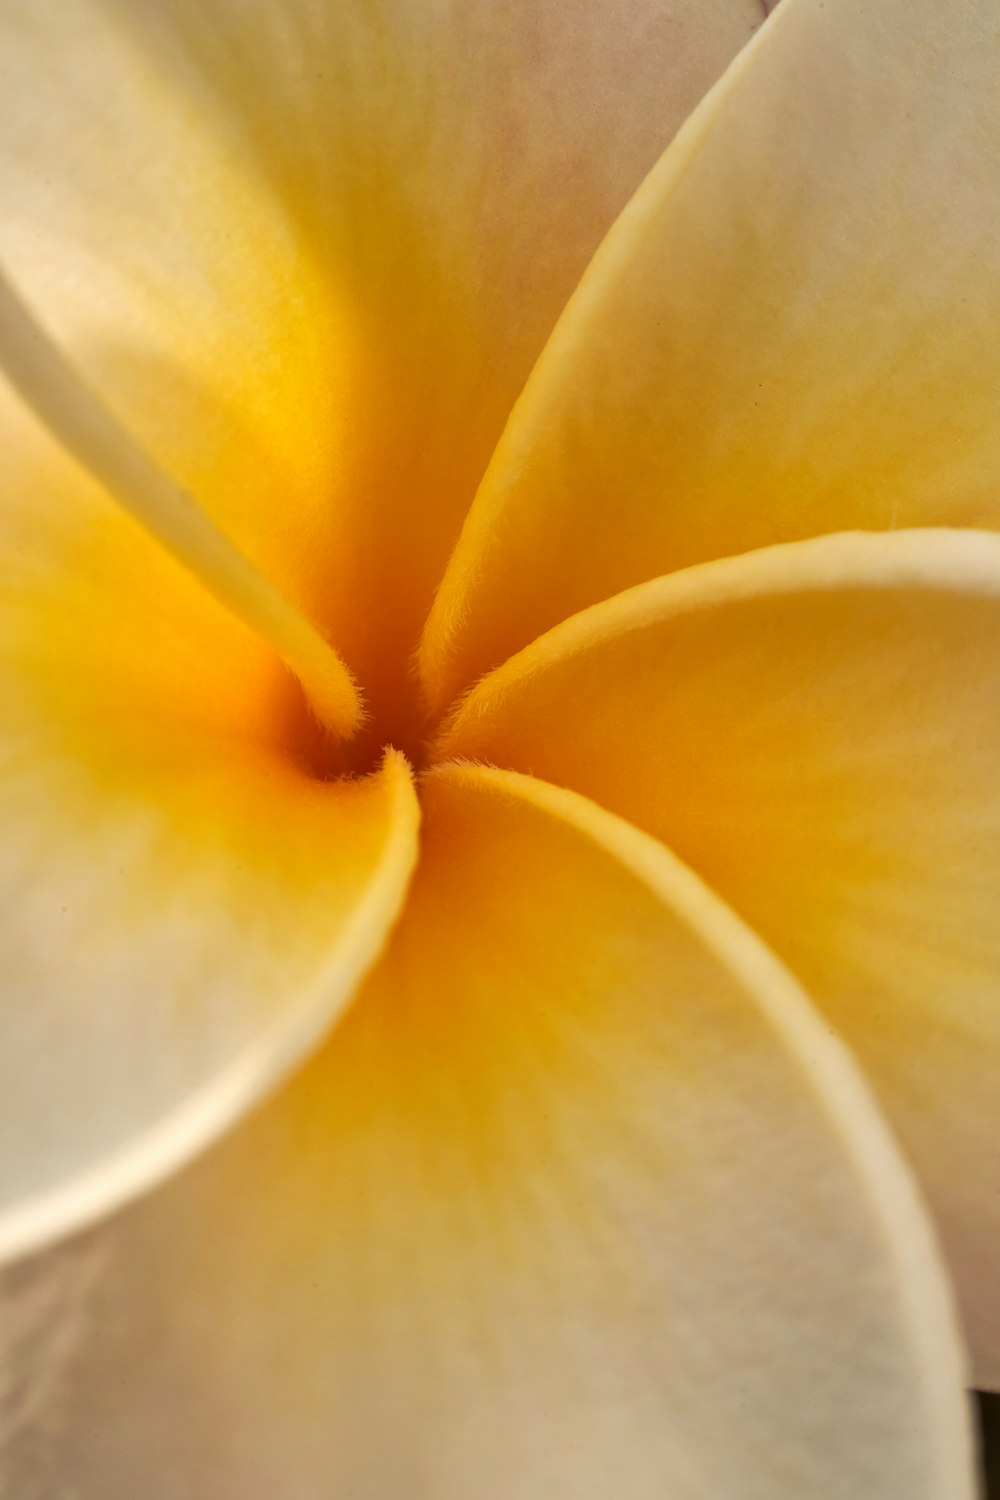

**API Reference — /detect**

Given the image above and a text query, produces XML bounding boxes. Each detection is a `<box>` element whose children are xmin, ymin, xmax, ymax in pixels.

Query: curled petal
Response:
<box><xmin>0</xmin><ymin>0</ymin><xmax>766</xmax><ymax>731</ymax></box>
<box><xmin>13</xmin><ymin>766</ymin><xmax>973</xmax><ymax>1499</ymax></box>
<box><xmin>0</xmin><ymin>406</ymin><xmax>419</xmax><ymax>1263</ymax></box>
<box><xmin>421</xmin><ymin>0</ymin><xmax>1000</xmax><ymax>708</ymax></box>
<box><xmin>442</xmin><ymin>527</ymin><xmax>1000</xmax><ymax>1384</ymax></box>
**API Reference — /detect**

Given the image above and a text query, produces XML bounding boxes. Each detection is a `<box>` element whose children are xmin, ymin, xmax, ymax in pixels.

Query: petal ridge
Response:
<box><xmin>437</xmin><ymin>528</ymin><xmax>1000</xmax><ymax>756</ymax></box>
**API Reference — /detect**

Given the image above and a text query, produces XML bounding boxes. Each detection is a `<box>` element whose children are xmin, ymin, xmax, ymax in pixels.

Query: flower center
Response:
<box><xmin>0</xmin><ymin>262</ymin><xmax>440</xmax><ymax>783</ymax></box>
<box><xmin>286</xmin><ymin>673</ymin><xmax>437</xmax><ymax>782</ymax></box>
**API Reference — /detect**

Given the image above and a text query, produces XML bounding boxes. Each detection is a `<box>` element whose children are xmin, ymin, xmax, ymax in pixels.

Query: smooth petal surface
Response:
<box><xmin>19</xmin><ymin>766</ymin><xmax>973</xmax><ymax>1499</ymax></box>
<box><xmin>0</xmin><ymin>0</ymin><xmax>766</xmax><ymax>742</ymax></box>
<box><xmin>421</xmin><ymin>0</ymin><xmax>1000</xmax><ymax>710</ymax></box>
<box><xmin>0</xmin><ymin>397</ymin><xmax>420</xmax><ymax>1262</ymax></box>
<box><xmin>0</xmin><ymin>4</ymin><xmax>347</xmax><ymax>670</ymax></box>
<box><xmin>442</xmin><ymin>528</ymin><xmax>1000</xmax><ymax>1384</ymax></box>
<box><xmin>0</xmin><ymin>735</ymin><xmax>418</xmax><ymax>1264</ymax></box>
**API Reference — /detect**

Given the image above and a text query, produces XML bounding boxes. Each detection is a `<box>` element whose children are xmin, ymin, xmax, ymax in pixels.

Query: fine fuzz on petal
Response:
<box><xmin>17</xmin><ymin>768</ymin><xmax>972</xmax><ymax>1500</ymax></box>
<box><xmin>441</xmin><ymin>527</ymin><xmax>1000</xmax><ymax>1386</ymax></box>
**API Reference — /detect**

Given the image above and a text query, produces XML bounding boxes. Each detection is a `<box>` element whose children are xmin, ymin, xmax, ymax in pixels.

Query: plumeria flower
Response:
<box><xmin>0</xmin><ymin>0</ymin><xmax>997</xmax><ymax>1494</ymax></box>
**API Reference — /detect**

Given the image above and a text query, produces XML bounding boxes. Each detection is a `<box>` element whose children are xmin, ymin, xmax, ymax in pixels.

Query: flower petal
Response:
<box><xmin>0</xmin><ymin>0</ymin><xmax>766</xmax><ymax>735</ymax></box>
<box><xmin>441</xmin><ymin>527</ymin><xmax>1000</xmax><ymax>1384</ymax></box>
<box><xmin>0</xmin><ymin>742</ymin><xmax>418</xmax><ymax>1265</ymax></box>
<box><xmin>17</xmin><ymin>765</ymin><xmax>973</xmax><ymax>1498</ymax></box>
<box><xmin>0</xmin><ymin>2</ymin><xmax>347</xmax><ymax>644</ymax></box>
<box><xmin>420</xmin><ymin>0</ymin><xmax>1000</xmax><ymax>710</ymax></box>
<box><xmin>0</xmin><ymin>401</ymin><xmax>420</xmax><ymax>1262</ymax></box>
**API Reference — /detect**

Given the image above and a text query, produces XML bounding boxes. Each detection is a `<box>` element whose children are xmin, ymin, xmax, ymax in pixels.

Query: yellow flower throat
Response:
<box><xmin>0</xmin><ymin>261</ymin><xmax>442</xmax><ymax>781</ymax></box>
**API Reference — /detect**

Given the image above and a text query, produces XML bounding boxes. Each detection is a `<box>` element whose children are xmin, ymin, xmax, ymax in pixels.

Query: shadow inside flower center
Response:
<box><xmin>279</xmin><ymin>668</ymin><xmax>438</xmax><ymax>782</ymax></box>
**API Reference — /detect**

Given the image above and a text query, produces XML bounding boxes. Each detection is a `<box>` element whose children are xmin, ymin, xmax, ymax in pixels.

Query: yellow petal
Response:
<box><xmin>20</xmin><ymin>766</ymin><xmax>972</xmax><ymax>1498</ymax></box>
<box><xmin>420</xmin><ymin>0</ymin><xmax>1000</xmax><ymax>711</ymax></box>
<box><xmin>0</xmin><ymin>744</ymin><xmax>418</xmax><ymax>1267</ymax></box>
<box><xmin>0</xmin><ymin>5</ymin><xmax>357</xmax><ymax>700</ymax></box>
<box><xmin>0</xmin><ymin>267</ymin><xmax>362</xmax><ymax>740</ymax></box>
<box><xmin>0</xmin><ymin>399</ymin><xmax>420</xmax><ymax>1261</ymax></box>
<box><xmin>442</xmin><ymin>527</ymin><xmax>1000</xmax><ymax>1384</ymax></box>
<box><xmin>0</xmin><ymin>0</ymin><xmax>766</xmax><ymax>736</ymax></box>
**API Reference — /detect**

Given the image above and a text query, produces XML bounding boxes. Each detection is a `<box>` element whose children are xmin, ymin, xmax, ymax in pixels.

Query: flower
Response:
<box><xmin>0</xmin><ymin>0</ymin><xmax>996</xmax><ymax>1494</ymax></box>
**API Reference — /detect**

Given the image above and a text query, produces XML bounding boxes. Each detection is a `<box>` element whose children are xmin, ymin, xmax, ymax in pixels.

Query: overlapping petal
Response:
<box><xmin>441</xmin><ymin>528</ymin><xmax>1000</xmax><ymax>1384</ymax></box>
<box><xmin>10</xmin><ymin>765</ymin><xmax>972</xmax><ymax>1498</ymax></box>
<box><xmin>0</xmin><ymin>0</ymin><xmax>993</xmax><ymax>1490</ymax></box>
<box><xmin>0</xmin><ymin>0</ymin><xmax>765</xmax><ymax>740</ymax></box>
<box><xmin>0</xmin><ymin>4</ymin><xmax>346</xmax><ymax>663</ymax></box>
<box><xmin>0</xmin><ymin>726</ymin><xmax>417</xmax><ymax>1264</ymax></box>
<box><xmin>0</xmin><ymin>402</ymin><xmax>419</xmax><ymax>1262</ymax></box>
<box><xmin>420</xmin><ymin>0</ymin><xmax>1000</xmax><ymax>711</ymax></box>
